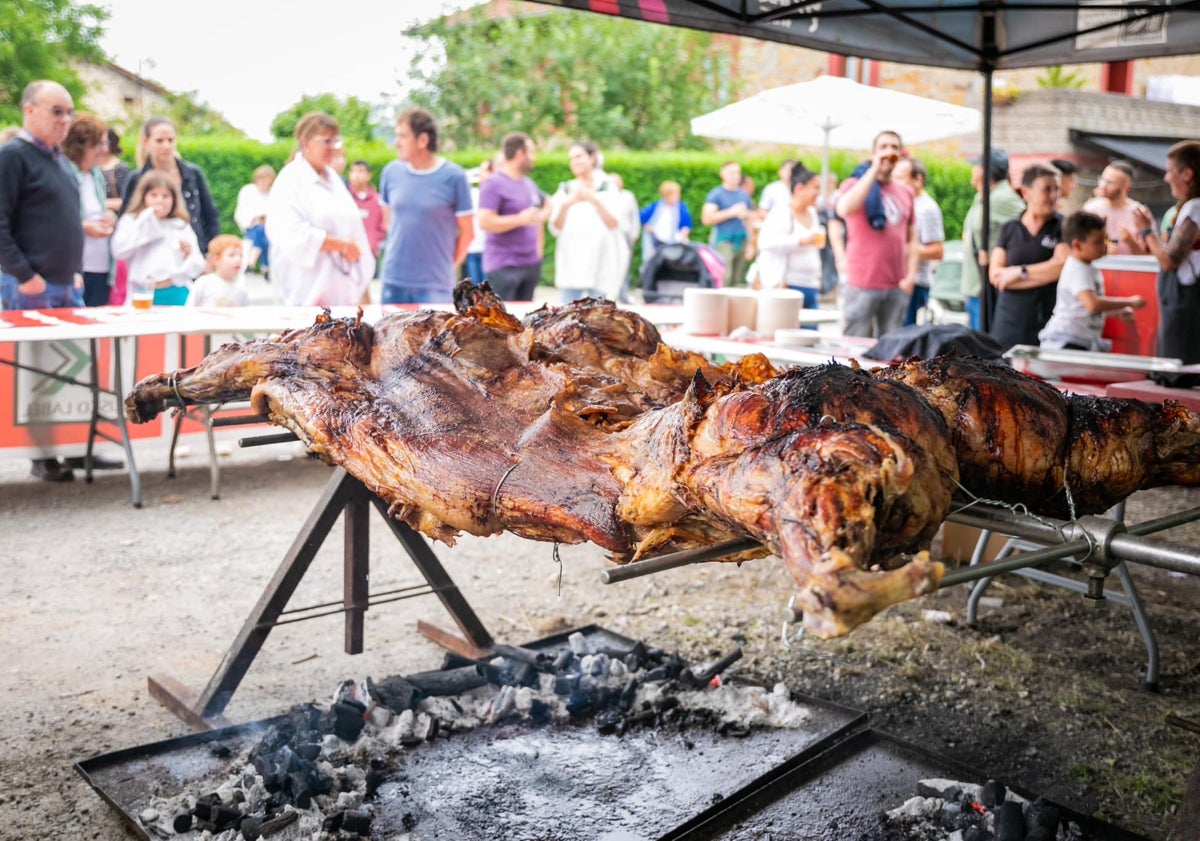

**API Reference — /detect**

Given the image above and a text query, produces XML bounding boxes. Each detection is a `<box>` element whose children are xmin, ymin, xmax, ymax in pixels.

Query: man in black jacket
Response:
<box><xmin>0</xmin><ymin>80</ymin><xmax>87</xmax><ymax>480</ymax></box>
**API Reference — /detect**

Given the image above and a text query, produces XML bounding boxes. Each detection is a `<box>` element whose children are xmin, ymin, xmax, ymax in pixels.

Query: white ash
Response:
<box><xmin>885</xmin><ymin>776</ymin><xmax>1089</xmax><ymax>841</ymax></box>
<box><xmin>137</xmin><ymin>645</ymin><xmax>812</xmax><ymax>839</ymax></box>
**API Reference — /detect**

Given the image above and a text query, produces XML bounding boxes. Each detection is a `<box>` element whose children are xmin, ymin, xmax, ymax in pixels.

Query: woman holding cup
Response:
<box><xmin>753</xmin><ymin>167</ymin><xmax>825</xmax><ymax>311</ymax></box>
<box><xmin>62</xmin><ymin>114</ymin><xmax>117</xmax><ymax>307</ymax></box>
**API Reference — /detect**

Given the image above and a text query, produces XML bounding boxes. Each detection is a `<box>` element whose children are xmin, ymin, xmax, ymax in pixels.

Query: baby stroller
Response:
<box><xmin>639</xmin><ymin>242</ymin><xmax>718</xmax><ymax>303</ymax></box>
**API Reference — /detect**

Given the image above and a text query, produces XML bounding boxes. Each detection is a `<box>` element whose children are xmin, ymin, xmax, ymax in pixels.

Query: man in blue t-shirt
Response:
<box><xmin>701</xmin><ymin>161</ymin><xmax>752</xmax><ymax>287</ymax></box>
<box><xmin>379</xmin><ymin>109</ymin><xmax>474</xmax><ymax>304</ymax></box>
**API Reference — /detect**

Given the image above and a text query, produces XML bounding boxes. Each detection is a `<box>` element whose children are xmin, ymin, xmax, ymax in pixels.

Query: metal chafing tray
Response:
<box><xmin>1006</xmin><ymin>344</ymin><xmax>1182</xmax><ymax>385</ymax></box>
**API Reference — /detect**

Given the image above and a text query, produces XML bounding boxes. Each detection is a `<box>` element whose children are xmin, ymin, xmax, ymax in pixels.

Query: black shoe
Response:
<box><xmin>31</xmin><ymin>459</ymin><xmax>74</xmax><ymax>482</ymax></box>
<box><xmin>63</xmin><ymin>454</ymin><xmax>125</xmax><ymax>470</ymax></box>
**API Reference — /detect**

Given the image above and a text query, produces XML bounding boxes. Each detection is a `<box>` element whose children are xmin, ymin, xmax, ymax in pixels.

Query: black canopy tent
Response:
<box><xmin>524</xmin><ymin>0</ymin><xmax>1200</xmax><ymax>330</ymax></box>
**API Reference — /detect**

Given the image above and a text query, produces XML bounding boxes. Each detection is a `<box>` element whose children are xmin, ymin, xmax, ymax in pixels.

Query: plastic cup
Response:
<box><xmin>811</xmin><ymin>227</ymin><xmax>827</xmax><ymax>249</ymax></box>
<box><xmin>130</xmin><ymin>279</ymin><xmax>155</xmax><ymax>310</ymax></box>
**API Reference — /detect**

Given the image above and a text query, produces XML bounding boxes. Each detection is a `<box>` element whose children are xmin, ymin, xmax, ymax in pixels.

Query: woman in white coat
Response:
<box><xmin>549</xmin><ymin>141</ymin><xmax>628</xmax><ymax>302</ymax></box>
<box><xmin>266</xmin><ymin>113</ymin><xmax>373</xmax><ymax>307</ymax></box>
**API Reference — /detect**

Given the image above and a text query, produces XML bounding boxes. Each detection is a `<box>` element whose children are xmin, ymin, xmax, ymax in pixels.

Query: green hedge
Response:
<box><xmin>174</xmin><ymin>138</ymin><xmax>975</xmax><ymax>283</ymax></box>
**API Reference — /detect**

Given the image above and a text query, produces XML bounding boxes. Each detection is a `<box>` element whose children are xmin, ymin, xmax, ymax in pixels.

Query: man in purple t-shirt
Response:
<box><xmin>835</xmin><ymin>130</ymin><xmax>918</xmax><ymax>338</ymax></box>
<box><xmin>477</xmin><ymin>132</ymin><xmax>551</xmax><ymax>301</ymax></box>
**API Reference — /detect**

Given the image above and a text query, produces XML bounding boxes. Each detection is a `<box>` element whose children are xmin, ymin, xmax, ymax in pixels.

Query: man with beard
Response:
<box><xmin>476</xmin><ymin>132</ymin><xmax>551</xmax><ymax>301</ymax></box>
<box><xmin>1083</xmin><ymin>160</ymin><xmax>1154</xmax><ymax>256</ymax></box>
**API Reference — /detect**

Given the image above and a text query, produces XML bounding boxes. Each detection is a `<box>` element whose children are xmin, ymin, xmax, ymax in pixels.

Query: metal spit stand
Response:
<box><xmin>600</xmin><ymin>500</ymin><xmax>1200</xmax><ymax>687</ymax></box>
<box><xmin>148</xmin><ymin>414</ymin><xmax>494</xmax><ymax>731</ymax></box>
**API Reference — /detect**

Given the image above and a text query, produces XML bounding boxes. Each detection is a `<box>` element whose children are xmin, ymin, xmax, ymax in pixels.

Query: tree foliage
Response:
<box><xmin>404</xmin><ymin>8</ymin><xmax>734</xmax><ymax>151</ymax></box>
<box><xmin>1037</xmin><ymin>65</ymin><xmax>1087</xmax><ymax>90</ymax></box>
<box><xmin>0</xmin><ymin>0</ymin><xmax>107</xmax><ymax>126</ymax></box>
<box><xmin>269</xmin><ymin>94</ymin><xmax>378</xmax><ymax>143</ymax></box>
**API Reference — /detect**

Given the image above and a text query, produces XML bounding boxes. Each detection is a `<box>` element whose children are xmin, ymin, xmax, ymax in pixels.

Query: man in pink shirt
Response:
<box><xmin>834</xmin><ymin>130</ymin><xmax>918</xmax><ymax>338</ymax></box>
<box><xmin>1082</xmin><ymin>160</ymin><xmax>1153</xmax><ymax>256</ymax></box>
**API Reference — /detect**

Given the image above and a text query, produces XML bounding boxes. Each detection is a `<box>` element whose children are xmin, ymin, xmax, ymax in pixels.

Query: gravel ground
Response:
<box><xmin>1</xmin><ymin>431</ymin><xmax>1199</xmax><ymax>839</ymax></box>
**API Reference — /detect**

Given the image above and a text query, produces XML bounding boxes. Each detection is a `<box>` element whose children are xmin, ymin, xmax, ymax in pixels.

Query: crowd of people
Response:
<box><xmin>3</xmin><ymin>79</ymin><xmax>1200</xmax><ymax>479</ymax></box>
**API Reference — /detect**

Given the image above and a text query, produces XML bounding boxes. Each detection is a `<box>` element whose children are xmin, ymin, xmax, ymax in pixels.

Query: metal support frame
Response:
<box><xmin>147</xmin><ymin>467</ymin><xmax>494</xmax><ymax>731</ymax></box>
<box><xmin>959</xmin><ymin>502</ymin><xmax>1161</xmax><ymax>689</ymax></box>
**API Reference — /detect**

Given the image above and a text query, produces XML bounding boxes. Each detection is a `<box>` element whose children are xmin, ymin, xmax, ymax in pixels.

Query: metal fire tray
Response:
<box><xmin>664</xmin><ymin>728</ymin><xmax>1150</xmax><ymax>841</ymax></box>
<box><xmin>75</xmin><ymin>626</ymin><xmax>865</xmax><ymax>840</ymax></box>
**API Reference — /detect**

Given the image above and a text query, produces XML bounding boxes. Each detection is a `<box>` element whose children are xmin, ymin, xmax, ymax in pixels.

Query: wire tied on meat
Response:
<box><xmin>949</xmin><ymin>477</ymin><xmax>1085</xmax><ymax>551</ymax></box>
<box><xmin>491</xmin><ymin>461</ymin><xmax>521</xmax><ymax>522</ymax></box>
<box><xmin>167</xmin><ymin>370</ymin><xmax>186</xmax><ymax>414</ymax></box>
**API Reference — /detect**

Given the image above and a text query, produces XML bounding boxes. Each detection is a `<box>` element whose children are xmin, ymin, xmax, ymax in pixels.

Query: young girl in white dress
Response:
<box><xmin>111</xmin><ymin>170</ymin><xmax>205</xmax><ymax>305</ymax></box>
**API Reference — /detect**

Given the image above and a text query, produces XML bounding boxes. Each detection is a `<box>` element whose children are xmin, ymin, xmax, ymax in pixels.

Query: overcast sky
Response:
<box><xmin>98</xmin><ymin>0</ymin><xmax>480</xmax><ymax>140</ymax></box>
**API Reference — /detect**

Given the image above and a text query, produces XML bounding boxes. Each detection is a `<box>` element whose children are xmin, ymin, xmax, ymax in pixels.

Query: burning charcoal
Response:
<box><xmin>321</xmin><ymin>811</ymin><xmax>344</xmax><ymax>833</ymax></box>
<box><xmin>940</xmin><ymin>802</ymin><xmax>963</xmax><ymax>829</ymax></box>
<box><xmin>332</xmin><ymin>699</ymin><xmax>368</xmax><ymax>742</ymax></box>
<box><xmin>552</xmin><ymin>649</ymin><xmax>574</xmax><ymax>672</ymax></box>
<box><xmin>595</xmin><ymin>708</ymin><xmax>622</xmax><ymax>735</ymax></box>
<box><xmin>644</xmin><ymin>666</ymin><xmax>670</xmax><ymax>682</ymax></box>
<box><xmin>554</xmin><ymin>674</ymin><xmax>580</xmax><ymax>695</ymax></box>
<box><xmin>172</xmin><ymin>812</ymin><xmax>192</xmax><ymax>833</ymax></box>
<box><xmin>995</xmin><ymin>800</ymin><xmax>1025</xmax><ymax>841</ymax></box>
<box><xmin>689</xmin><ymin>648</ymin><xmax>744</xmax><ymax>686</ymax></box>
<box><xmin>1026</xmin><ymin>828</ymin><xmax>1054</xmax><ymax>841</ymax></box>
<box><xmin>295</xmin><ymin>742</ymin><xmax>321</xmax><ymax>762</ymax></box>
<box><xmin>192</xmin><ymin>794</ymin><xmax>220</xmax><ymax>821</ymax></box>
<box><xmin>511</xmin><ymin>661</ymin><xmax>538</xmax><ymax>687</ymax></box>
<box><xmin>1027</xmin><ymin>798</ymin><xmax>1061</xmax><ymax>833</ymax></box>
<box><xmin>568</xmin><ymin>631</ymin><xmax>590</xmax><ymax>655</ymax></box>
<box><xmin>513</xmin><ymin>687</ymin><xmax>535</xmax><ymax>714</ymax></box>
<box><xmin>981</xmin><ymin>778</ymin><xmax>1006</xmax><ymax>809</ymax></box>
<box><xmin>240</xmin><ymin>814</ymin><xmax>265</xmax><ymax>839</ymax></box>
<box><xmin>211</xmin><ymin>804</ymin><xmax>243</xmax><ymax>831</ymax></box>
<box><xmin>963</xmin><ymin>828</ymin><xmax>994</xmax><ymax>841</ymax></box>
<box><xmin>367</xmin><ymin>674</ymin><xmax>421</xmax><ymax>711</ymax></box>
<box><xmin>192</xmin><ymin>819</ymin><xmax>217</xmax><ymax>834</ymax></box>
<box><xmin>341</xmin><ymin>807</ymin><xmax>373</xmax><ymax>835</ymax></box>
<box><xmin>488</xmin><ymin>685</ymin><xmax>517</xmax><ymax>723</ymax></box>
<box><xmin>257</xmin><ymin>809</ymin><xmax>298</xmax><ymax>836</ymax></box>
<box><xmin>209</xmin><ymin>742</ymin><xmax>232</xmax><ymax>758</ymax></box>
<box><xmin>618</xmin><ymin>677</ymin><xmax>637</xmax><ymax>712</ymax></box>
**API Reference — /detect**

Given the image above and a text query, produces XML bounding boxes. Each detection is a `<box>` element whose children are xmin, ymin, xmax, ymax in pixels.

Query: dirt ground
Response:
<box><xmin>1</xmin><ymin>438</ymin><xmax>1199</xmax><ymax>840</ymax></box>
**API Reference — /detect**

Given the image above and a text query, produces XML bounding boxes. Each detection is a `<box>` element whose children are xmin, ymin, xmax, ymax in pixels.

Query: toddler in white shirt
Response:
<box><xmin>187</xmin><ymin>235</ymin><xmax>250</xmax><ymax>307</ymax></box>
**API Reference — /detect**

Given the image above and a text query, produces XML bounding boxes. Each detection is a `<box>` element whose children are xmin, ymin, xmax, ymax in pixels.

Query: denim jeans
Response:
<box><xmin>381</xmin><ymin>285</ymin><xmax>453</xmax><ymax>305</ymax></box>
<box><xmin>465</xmin><ymin>252</ymin><xmax>484</xmax><ymax>285</ymax></box>
<box><xmin>1</xmin><ymin>276</ymin><xmax>83</xmax><ymax>310</ymax></box>
<box><xmin>903</xmin><ymin>285</ymin><xmax>931</xmax><ymax>326</ymax></box>
<box><xmin>560</xmin><ymin>287</ymin><xmax>600</xmax><ymax>303</ymax></box>
<box><xmin>245</xmin><ymin>224</ymin><xmax>269</xmax><ymax>269</ymax></box>
<box><xmin>964</xmin><ymin>296</ymin><xmax>981</xmax><ymax>331</ymax></box>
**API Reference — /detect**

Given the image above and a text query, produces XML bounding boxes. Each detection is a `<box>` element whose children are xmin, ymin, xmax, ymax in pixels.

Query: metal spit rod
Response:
<box><xmin>601</xmin><ymin>502</ymin><xmax>1200</xmax><ymax>585</ymax></box>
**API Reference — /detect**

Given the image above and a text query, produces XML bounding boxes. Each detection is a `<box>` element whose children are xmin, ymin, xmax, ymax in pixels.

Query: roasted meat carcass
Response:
<box><xmin>126</xmin><ymin>300</ymin><xmax>956</xmax><ymax>637</ymax></box>
<box><xmin>873</xmin><ymin>356</ymin><xmax>1200</xmax><ymax>517</ymax></box>
<box><xmin>125</xmin><ymin>293</ymin><xmax>1200</xmax><ymax>637</ymax></box>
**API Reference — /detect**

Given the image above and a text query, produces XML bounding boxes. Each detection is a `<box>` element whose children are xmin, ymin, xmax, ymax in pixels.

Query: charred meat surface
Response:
<box><xmin>124</xmin><ymin>294</ymin><xmax>1200</xmax><ymax>637</ymax></box>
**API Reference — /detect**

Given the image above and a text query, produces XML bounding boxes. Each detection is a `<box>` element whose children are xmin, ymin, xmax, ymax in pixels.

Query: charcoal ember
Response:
<box><xmin>1026</xmin><ymin>828</ymin><xmax>1055</xmax><ymax>841</ymax></box>
<box><xmin>618</xmin><ymin>677</ymin><xmax>637</xmax><ymax>712</ymax></box>
<box><xmin>595</xmin><ymin>708</ymin><xmax>623</xmax><ymax>735</ymax></box>
<box><xmin>192</xmin><ymin>794</ymin><xmax>220</xmax><ymax>821</ymax></box>
<box><xmin>366</xmin><ymin>675</ymin><xmax>420</xmax><ymax>713</ymax></box>
<box><xmin>208</xmin><ymin>742</ymin><xmax>232</xmax><ymax>758</ymax></box>
<box><xmin>240</xmin><ymin>814</ymin><xmax>264</xmax><ymax>840</ymax></box>
<box><xmin>321</xmin><ymin>811</ymin><xmax>344</xmax><ymax>833</ymax></box>
<box><xmin>211</xmin><ymin>803</ymin><xmax>242</xmax><ymax>831</ymax></box>
<box><xmin>1027</xmin><ymin>798</ymin><xmax>1061</xmax><ymax>832</ymax></box>
<box><xmin>964</xmin><ymin>827</ymin><xmax>995</xmax><ymax>841</ymax></box>
<box><xmin>341</xmin><ymin>807</ymin><xmax>373</xmax><ymax>834</ymax></box>
<box><xmin>192</xmin><ymin>818</ymin><xmax>217</xmax><ymax>834</ymax></box>
<box><xmin>623</xmin><ymin>640</ymin><xmax>649</xmax><ymax>670</ymax></box>
<box><xmin>295</xmin><ymin>742</ymin><xmax>321</xmax><ymax>762</ymax></box>
<box><xmin>981</xmin><ymin>778</ymin><xmax>1006</xmax><ymax>809</ymax></box>
<box><xmin>995</xmin><ymin>800</ymin><xmax>1026</xmax><ymax>841</ymax></box>
<box><xmin>257</xmin><ymin>809</ymin><xmax>298</xmax><ymax>836</ymax></box>
<box><xmin>717</xmin><ymin>720</ymin><xmax>751</xmax><ymax>738</ymax></box>
<box><xmin>567</xmin><ymin>631</ymin><xmax>591</xmax><ymax>655</ymax></box>
<box><xmin>331</xmin><ymin>699</ymin><xmax>368</xmax><ymax>742</ymax></box>
<box><xmin>552</xmin><ymin>649</ymin><xmax>574</xmax><ymax>672</ymax></box>
<box><xmin>554</xmin><ymin>674</ymin><xmax>580</xmax><ymax>696</ymax></box>
<box><xmin>172</xmin><ymin>812</ymin><xmax>192</xmax><ymax>833</ymax></box>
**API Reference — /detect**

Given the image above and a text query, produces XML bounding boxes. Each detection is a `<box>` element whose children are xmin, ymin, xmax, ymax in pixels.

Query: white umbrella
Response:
<box><xmin>691</xmin><ymin>75</ymin><xmax>980</xmax><ymax>195</ymax></box>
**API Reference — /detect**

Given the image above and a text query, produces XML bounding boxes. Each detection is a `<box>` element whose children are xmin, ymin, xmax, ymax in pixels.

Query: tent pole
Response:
<box><xmin>820</xmin><ymin>123</ymin><xmax>831</xmax><ymax>205</ymax></box>
<box><xmin>980</xmin><ymin>68</ymin><xmax>995</xmax><ymax>334</ymax></box>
